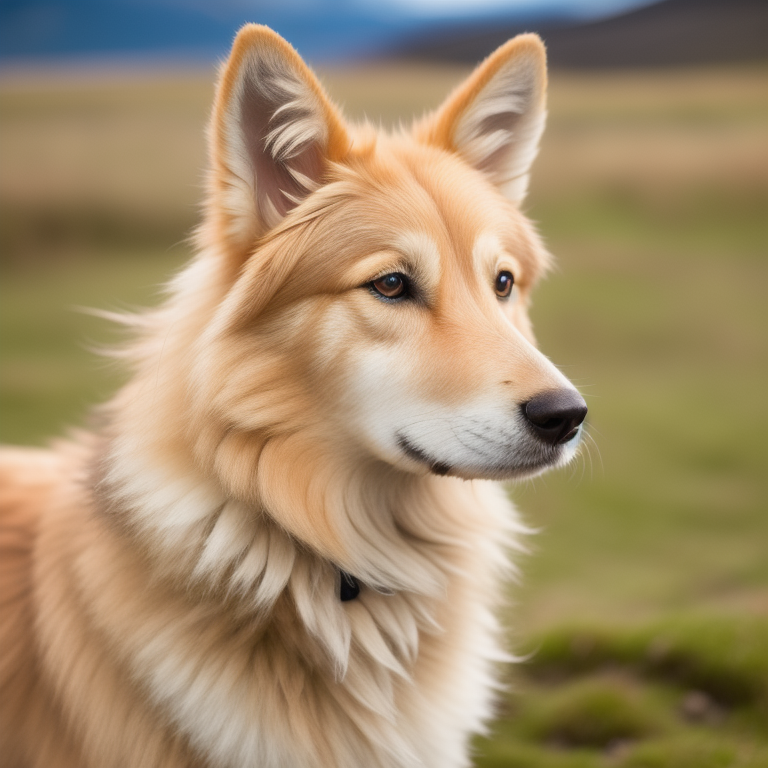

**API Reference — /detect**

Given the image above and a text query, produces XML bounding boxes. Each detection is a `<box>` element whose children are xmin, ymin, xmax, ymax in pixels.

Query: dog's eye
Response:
<box><xmin>371</xmin><ymin>273</ymin><xmax>409</xmax><ymax>300</ymax></box>
<box><xmin>495</xmin><ymin>270</ymin><xmax>514</xmax><ymax>299</ymax></box>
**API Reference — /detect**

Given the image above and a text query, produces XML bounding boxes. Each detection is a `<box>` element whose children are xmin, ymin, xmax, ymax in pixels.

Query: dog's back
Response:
<box><xmin>0</xmin><ymin>448</ymin><xmax>75</xmax><ymax>767</ymax></box>
<box><xmin>0</xmin><ymin>447</ymin><xmax>204</xmax><ymax>767</ymax></box>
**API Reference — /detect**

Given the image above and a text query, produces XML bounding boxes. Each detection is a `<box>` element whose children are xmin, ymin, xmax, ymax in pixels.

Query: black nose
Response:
<box><xmin>522</xmin><ymin>389</ymin><xmax>588</xmax><ymax>445</ymax></box>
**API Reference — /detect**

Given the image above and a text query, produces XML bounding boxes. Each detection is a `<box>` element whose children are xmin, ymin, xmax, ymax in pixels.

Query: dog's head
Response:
<box><xmin>189</xmin><ymin>25</ymin><xmax>586</xmax><ymax>510</ymax></box>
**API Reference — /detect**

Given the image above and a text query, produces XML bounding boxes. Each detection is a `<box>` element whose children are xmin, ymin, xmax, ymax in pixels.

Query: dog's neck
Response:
<box><xmin>91</xmin><ymin>430</ymin><xmax>464</xmax><ymax>667</ymax></box>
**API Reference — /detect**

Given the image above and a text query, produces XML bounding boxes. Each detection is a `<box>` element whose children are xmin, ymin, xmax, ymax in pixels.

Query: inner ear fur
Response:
<box><xmin>415</xmin><ymin>33</ymin><xmax>547</xmax><ymax>204</ymax></box>
<box><xmin>207</xmin><ymin>24</ymin><xmax>350</xmax><ymax>257</ymax></box>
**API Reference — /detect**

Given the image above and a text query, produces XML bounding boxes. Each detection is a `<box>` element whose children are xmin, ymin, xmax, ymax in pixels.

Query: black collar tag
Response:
<box><xmin>339</xmin><ymin>570</ymin><xmax>360</xmax><ymax>602</ymax></box>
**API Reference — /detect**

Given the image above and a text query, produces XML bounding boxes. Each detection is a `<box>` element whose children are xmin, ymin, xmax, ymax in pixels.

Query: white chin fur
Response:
<box><xmin>397</xmin><ymin>423</ymin><xmax>584</xmax><ymax>481</ymax></box>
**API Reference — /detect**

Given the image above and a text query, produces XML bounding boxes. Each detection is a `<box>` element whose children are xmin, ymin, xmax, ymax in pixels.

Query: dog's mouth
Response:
<box><xmin>397</xmin><ymin>435</ymin><xmax>453</xmax><ymax>476</ymax></box>
<box><xmin>396</xmin><ymin>431</ymin><xmax>576</xmax><ymax>481</ymax></box>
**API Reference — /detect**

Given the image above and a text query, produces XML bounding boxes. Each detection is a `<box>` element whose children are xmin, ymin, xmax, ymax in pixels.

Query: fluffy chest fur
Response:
<box><xmin>22</xmin><ymin>441</ymin><xmax>519</xmax><ymax>768</ymax></box>
<box><xmin>90</xmin><ymin>460</ymin><xmax>518</xmax><ymax>768</ymax></box>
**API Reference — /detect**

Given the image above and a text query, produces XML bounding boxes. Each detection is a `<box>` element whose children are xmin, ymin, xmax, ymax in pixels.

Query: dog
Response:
<box><xmin>0</xmin><ymin>25</ymin><xmax>586</xmax><ymax>768</ymax></box>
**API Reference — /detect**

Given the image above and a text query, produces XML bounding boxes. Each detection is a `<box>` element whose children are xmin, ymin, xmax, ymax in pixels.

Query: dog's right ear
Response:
<box><xmin>206</xmin><ymin>25</ymin><xmax>350</xmax><ymax>260</ymax></box>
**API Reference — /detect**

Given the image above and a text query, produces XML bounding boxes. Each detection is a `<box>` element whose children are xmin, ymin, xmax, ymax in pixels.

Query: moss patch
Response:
<box><xmin>474</xmin><ymin>617</ymin><xmax>768</xmax><ymax>768</ymax></box>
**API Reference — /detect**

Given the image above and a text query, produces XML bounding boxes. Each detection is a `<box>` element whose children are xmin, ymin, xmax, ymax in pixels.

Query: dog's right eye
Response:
<box><xmin>370</xmin><ymin>273</ymin><xmax>410</xmax><ymax>300</ymax></box>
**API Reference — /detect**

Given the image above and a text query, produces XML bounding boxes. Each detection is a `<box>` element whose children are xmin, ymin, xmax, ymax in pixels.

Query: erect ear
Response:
<box><xmin>415</xmin><ymin>33</ymin><xmax>547</xmax><ymax>204</ymax></box>
<box><xmin>207</xmin><ymin>25</ymin><xmax>350</xmax><ymax>255</ymax></box>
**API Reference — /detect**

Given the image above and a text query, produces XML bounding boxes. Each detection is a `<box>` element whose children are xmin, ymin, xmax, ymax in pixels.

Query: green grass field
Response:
<box><xmin>1</xmin><ymin>62</ymin><xmax>766</xmax><ymax>766</ymax></box>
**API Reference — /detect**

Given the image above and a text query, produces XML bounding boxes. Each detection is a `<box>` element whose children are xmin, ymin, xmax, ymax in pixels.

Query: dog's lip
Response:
<box><xmin>397</xmin><ymin>434</ymin><xmax>451</xmax><ymax>476</ymax></box>
<box><xmin>396</xmin><ymin>432</ymin><xmax>562</xmax><ymax>480</ymax></box>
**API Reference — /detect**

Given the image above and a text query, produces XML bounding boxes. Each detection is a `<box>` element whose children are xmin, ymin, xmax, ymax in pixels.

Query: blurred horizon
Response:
<box><xmin>0</xmin><ymin>0</ymin><xmax>652</xmax><ymax>65</ymax></box>
<box><xmin>1</xmin><ymin>0</ymin><xmax>766</xmax><ymax>69</ymax></box>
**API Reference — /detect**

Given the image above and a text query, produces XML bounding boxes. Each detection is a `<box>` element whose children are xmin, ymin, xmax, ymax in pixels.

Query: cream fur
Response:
<box><xmin>0</xmin><ymin>25</ymin><xmax>584</xmax><ymax>768</ymax></box>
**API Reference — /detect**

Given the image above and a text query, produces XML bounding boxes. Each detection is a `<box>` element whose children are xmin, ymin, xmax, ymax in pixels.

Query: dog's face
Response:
<box><xmin>192</xmin><ymin>25</ymin><xmax>586</xmax><ymax>496</ymax></box>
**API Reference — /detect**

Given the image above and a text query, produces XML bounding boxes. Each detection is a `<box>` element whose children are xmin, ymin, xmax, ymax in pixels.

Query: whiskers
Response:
<box><xmin>567</xmin><ymin>425</ymin><xmax>602</xmax><ymax>487</ymax></box>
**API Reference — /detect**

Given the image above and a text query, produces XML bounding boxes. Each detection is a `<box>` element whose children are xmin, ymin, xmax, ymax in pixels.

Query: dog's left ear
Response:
<box><xmin>207</xmin><ymin>25</ymin><xmax>350</xmax><ymax>256</ymax></box>
<box><xmin>416</xmin><ymin>34</ymin><xmax>547</xmax><ymax>204</ymax></box>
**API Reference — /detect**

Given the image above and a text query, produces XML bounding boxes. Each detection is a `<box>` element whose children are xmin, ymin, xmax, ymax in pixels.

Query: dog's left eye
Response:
<box><xmin>370</xmin><ymin>273</ymin><xmax>410</xmax><ymax>300</ymax></box>
<box><xmin>495</xmin><ymin>270</ymin><xmax>514</xmax><ymax>299</ymax></box>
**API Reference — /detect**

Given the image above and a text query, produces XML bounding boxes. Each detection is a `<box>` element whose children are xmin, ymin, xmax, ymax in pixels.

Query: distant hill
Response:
<box><xmin>391</xmin><ymin>0</ymin><xmax>768</xmax><ymax>67</ymax></box>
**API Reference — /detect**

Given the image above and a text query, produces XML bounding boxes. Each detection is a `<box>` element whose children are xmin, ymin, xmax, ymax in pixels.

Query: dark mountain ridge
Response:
<box><xmin>392</xmin><ymin>0</ymin><xmax>768</xmax><ymax>68</ymax></box>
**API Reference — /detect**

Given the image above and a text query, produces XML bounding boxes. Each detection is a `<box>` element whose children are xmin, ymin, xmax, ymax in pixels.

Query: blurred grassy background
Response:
<box><xmin>1</xmin><ymin>62</ymin><xmax>766</xmax><ymax>766</ymax></box>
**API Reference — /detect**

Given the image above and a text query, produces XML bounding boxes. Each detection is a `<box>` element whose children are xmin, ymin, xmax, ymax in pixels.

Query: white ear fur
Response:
<box><xmin>211</xmin><ymin>25</ymin><xmax>349</xmax><ymax>245</ymax></box>
<box><xmin>419</xmin><ymin>35</ymin><xmax>547</xmax><ymax>204</ymax></box>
